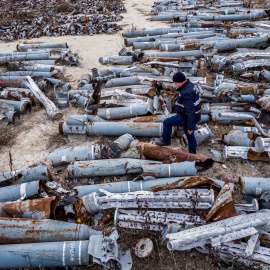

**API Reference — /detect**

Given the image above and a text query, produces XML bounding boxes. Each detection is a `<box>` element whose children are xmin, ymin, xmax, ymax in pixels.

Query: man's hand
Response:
<box><xmin>188</xmin><ymin>130</ymin><xmax>194</xmax><ymax>135</ymax></box>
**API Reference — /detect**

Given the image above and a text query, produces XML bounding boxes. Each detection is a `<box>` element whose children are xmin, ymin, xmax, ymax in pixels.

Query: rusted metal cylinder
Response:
<box><xmin>0</xmin><ymin>89</ymin><xmax>38</xmax><ymax>103</ymax></box>
<box><xmin>0</xmin><ymin>218</ymin><xmax>101</xmax><ymax>244</ymax></box>
<box><xmin>111</xmin><ymin>134</ymin><xmax>134</xmax><ymax>157</ymax></box>
<box><xmin>0</xmin><ymin>99</ymin><xmax>31</xmax><ymax>114</ymax></box>
<box><xmin>0</xmin><ymin>196</ymin><xmax>59</xmax><ymax>219</ymax></box>
<box><xmin>0</xmin><ymin>80</ymin><xmax>27</xmax><ymax>88</ymax></box>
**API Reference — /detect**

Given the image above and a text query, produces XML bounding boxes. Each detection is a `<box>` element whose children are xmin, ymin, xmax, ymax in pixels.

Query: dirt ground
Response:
<box><xmin>0</xmin><ymin>0</ymin><xmax>270</xmax><ymax>269</ymax></box>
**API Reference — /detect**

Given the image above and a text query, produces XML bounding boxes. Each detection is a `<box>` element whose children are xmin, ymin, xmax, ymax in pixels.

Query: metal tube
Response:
<box><xmin>123</xmin><ymin>27</ymin><xmax>187</xmax><ymax>37</ymax></box>
<box><xmin>0</xmin><ymin>196</ymin><xmax>58</xmax><ymax>219</ymax></box>
<box><xmin>0</xmin><ymin>165</ymin><xmax>51</xmax><ymax>187</ymax></box>
<box><xmin>167</xmin><ymin>210</ymin><xmax>270</xmax><ymax>251</ymax></box>
<box><xmin>47</xmin><ymin>144</ymin><xmax>105</xmax><ymax>166</ymax></box>
<box><xmin>0</xmin><ymin>80</ymin><xmax>28</xmax><ymax>88</ymax></box>
<box><xmin>230</xmin><ymin>59</ymin><xmax>270</xmax><ymax>72</ymax></box>
<box><xmin>124</xmin><ymin>31</ymin><xmax>214</xmax><ymax>46</ymax></box>
<box><xmin>17</xmin><ymin>43</ymin><xmax>68</xmax><ymax>51</ymax></box>
<box><xmin>59</xmin><ymin>120</ymin><xmax>164</xmax><ymax>137</ymax></box>
<box><xmin>240</xmin><ymin>177</ymin><xmax>270</xmax><ymax>196</ymax></box>
<box><xmin>74</xmin><ymin>176</ymin><xmax>233</xmax><ymax>197</ymax></box>
<box><xmin>0</xmin><ymin>99</ymin><xmax>31</xmax><ymax>114</ymax></box>
<box><xmin>99</xmin><ymin>56</ymin><xmax>133</xmax><ymax>65</ymax></box>
<box><xmin>111</xmin><ymin>134</ymin><xmax>134</xmax><ymax>157</ymax></box>
<box><xmin>223</xmin><ymin>130</ymin><xmax>255</xmax><ymax>147</ymax></box>
<box><xmin>144</xmin><ymin>50</ymin><xmax>202</xmax><ymax>59</ymax></box>
<box><xmin>87</xmin><ymin>122</ymin><xmax>163</xmax><ymax>136</ymax></box>
<box><xmin>255</xmin><ymin>137</ymin><xmax>270</xmax><ymax>152</ymax></box>
<box><xmin>8</xmin><ymin>60</ymin><xmax>57</xmax><ymax>66</ymax></box>
<box><xmin>97</xmin><ymin>104</ymin><xmax>149</xmax><ymax>120</ymax></box>
<box><xmin>0</xmin><ymin>53</ymin><xmax>51</xmax><ymax>64</ymax></box>
<box><xmin>67</xmin><ymin>159</ymin><xmax>162</xmax><ymax>178</ymax></box>
<box><xmin>0</xmin><ymin>218</ymin><xmax>101</xmax><ymax>244</ymax></box>
<box><xmin>104</xmin><ymin>76</ymin><xmax>140</xmax><ymax>88</ymax></box>
<box><xmin>0</xmin><ymin>180</ymin><xmax>41</xmax><ymax>203</ymax></box>
<box><xmin>3</xmin><ymin>71</ymin><xmax>56</xmax><ymax>78</ymax></box>
<box><xmin>25</xmin><ymin>76</ymin><xmax>63</xmax><ymax>120</ymax></box>
<box><xmin>151</xmin><ymin>14</ymin><xmax>187</xmax><ymax>21</ymax></box>
<box><xmin>0</xmin><ymin>241</ymin><xmax>90</xmax><ymax>269</ymax></box>
<box><xmin>141</xmin><ymin>161</ymin><xmax>197</xmax><ymax>177</ymax></box>
<box><xmin>219</xmin><ymin>113</ymin><xmax>267</xmax><ymax>136</ymax></box>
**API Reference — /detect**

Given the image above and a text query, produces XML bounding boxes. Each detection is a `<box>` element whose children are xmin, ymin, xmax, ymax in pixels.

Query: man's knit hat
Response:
<box><xmin>172</xmin><ymin>72</ymin><xmax>186</xmax><ymax>83</ymax></box>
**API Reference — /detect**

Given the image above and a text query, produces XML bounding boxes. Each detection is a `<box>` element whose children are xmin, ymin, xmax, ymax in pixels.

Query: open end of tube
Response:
<box><xmin>239</xmin><ymin>176</ymin><xmax>245</xmax><ymax>194</ymax></box>
<box><xmin>167</xmin><ymin>242</ymin><xmax>173</xmax><ymax>251</ymax></box>
<box><xmin>59</xmin><ymin>122</ymin><xmax>64</xmax><ymax>134</ymax></box>
<box><xmin>24</xmin><ymin>103</ymin><xmax>32</xmax><ymax>114</ymax></box>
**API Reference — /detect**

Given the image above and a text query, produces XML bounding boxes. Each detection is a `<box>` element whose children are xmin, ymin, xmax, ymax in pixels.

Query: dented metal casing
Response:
<box><xmin>0</xmin><ymin>99</ymin><xmax>32</xmax><ymax>114</ymax></box>
<box><xmin>223</xmin><ymin>130</ymin><xmax>255</xmax><ymax>147</ymax></box>
<box><xmin>0</xmin><ymin>196</ymin><xmax>59</xmax><ymax>219</ymax></box>
<box><xmin>0</xmin><ymin>180</ymin><xmax>41</xmax><ymax>203</ymax></box>
<box><xmin>110</xmin><ymin>134</ymin><xmax>134</xmax><ymax>157</ymax></box>
<box><xmin>48</xmin><ymin>144</ymin><xmax>104</xmax><ymax>166</ymax></box>
<box><xmin>0</xmin><ymin>165</ymin><xmax>52</xmax><ymax>187</ymax></box>
<box><xmin>67</xmin><ymin>158</ymin><xmax>161</xmax><ymax>178</ymax></box>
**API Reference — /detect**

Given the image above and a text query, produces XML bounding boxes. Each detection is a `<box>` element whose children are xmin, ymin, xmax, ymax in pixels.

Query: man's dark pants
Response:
<box><xmin>162</xmin><ymin>114</ymin><xmax>201</xmax><ymax>154</ymax></box>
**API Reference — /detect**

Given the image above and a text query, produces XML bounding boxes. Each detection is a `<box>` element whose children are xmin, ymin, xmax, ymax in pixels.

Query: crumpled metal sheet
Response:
<box><xmin>135</xmin><ymin>142</ymin><xmax>212</xmax><ymax>165</ymax></box>
<box><xmin>204</xmin><ymin>182</ymin><xmax>237</xmax><ymax>223</ymax></box>
<box><xmin>256</xmin><ymin>96</ymin><xmax>270</xmax><ymax>112</ymax></box>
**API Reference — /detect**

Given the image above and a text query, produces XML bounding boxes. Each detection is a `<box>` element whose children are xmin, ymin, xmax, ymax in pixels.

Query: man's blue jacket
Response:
<box><xmin>174</xmin><ymin>79</ymin><xmax>202</xmax><ymax>130</ymax></box>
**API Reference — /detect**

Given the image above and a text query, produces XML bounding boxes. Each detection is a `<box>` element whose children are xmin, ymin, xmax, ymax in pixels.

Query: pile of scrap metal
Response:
<box><xmin>1</xmin><ymin>145</ymin><xmax>270</xmax><ymax>268</ymax></box>
<box><xmin>0</xmin><ymin>0</ymin><xmax>125</xmax><ymax>40</ymax></box>
<box><xmin>0</xmin><ymin>43</ymin><xmax>84</xmax><ymax>124</ymax></box>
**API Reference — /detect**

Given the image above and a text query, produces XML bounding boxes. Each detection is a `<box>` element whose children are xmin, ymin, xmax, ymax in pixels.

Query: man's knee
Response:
<box><xmin>163</xmin><ymin>118</ymin><xmax>173</xmax><ymax>127</ymax></box>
